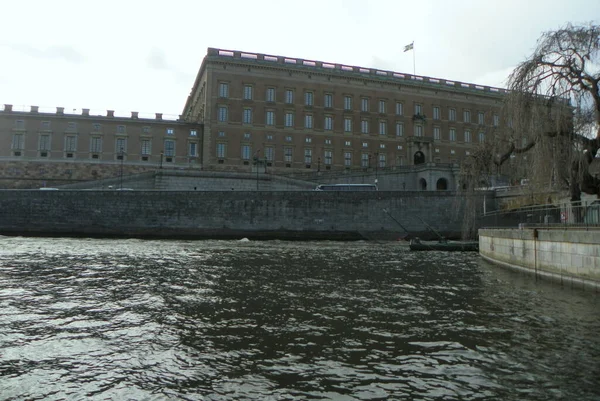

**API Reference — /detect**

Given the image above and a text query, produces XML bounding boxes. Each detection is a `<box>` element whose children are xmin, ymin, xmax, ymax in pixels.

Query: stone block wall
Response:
<box><xmin>479</xmin><ymin>228</ymin><xmax>600</xmax><ymax>287</ymax></box>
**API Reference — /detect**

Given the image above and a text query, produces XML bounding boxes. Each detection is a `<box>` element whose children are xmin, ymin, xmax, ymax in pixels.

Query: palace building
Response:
<box><xmin>0</xmin><ymin>47</ymin><xmax>509</xmax><ymax>189</ymax></box>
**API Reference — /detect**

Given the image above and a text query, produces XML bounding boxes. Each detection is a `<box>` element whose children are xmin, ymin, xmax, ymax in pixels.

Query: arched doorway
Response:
<box><xmin>436</xmin><ymin>178</ymin><xmax>448</xmax><ymax>190</ymax></box>
<box><xmin>413</xmin><ymin>151</ymin><xmax>425</xmax><ymax>165</ymax></box>
<box><xmin>419</xmin><ymin>178</ymin><xmax>427</xmax><ymax>190</ymax></box>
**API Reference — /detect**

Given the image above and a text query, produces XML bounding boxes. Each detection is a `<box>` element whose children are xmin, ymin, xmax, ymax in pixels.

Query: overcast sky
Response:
<box><xmin>0</xmin><ymin>0</ymin><xmax>598</xmax><ymax>118</ymax></box>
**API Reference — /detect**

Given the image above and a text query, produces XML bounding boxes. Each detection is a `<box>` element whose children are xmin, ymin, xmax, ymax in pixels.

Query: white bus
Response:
<box><xmin>314</xmin><ymin>184</ymin><xmax>378</xmax><ymax>191</ymax></box>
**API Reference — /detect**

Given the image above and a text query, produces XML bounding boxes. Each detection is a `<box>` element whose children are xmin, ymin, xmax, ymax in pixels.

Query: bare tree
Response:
<box><xmin>462</xmin><ymin>24</ymin><xmax>600</xmax><ymax>210</ymax></box>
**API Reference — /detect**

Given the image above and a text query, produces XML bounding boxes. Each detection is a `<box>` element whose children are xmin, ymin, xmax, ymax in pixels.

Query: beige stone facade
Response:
<box><xmin>0</xmin><ymin>47</ymin><xmax>509</xmax><ymax>188</ymax></box>
<box><xmin>0</xmin><ymin>106</ymin><xmax>202</xmax><ymax>188</ymax></box>
<box><xmin>182</xmin><ymin>48</ymin><xmax>507</xmax><ymax>173</ymax></box>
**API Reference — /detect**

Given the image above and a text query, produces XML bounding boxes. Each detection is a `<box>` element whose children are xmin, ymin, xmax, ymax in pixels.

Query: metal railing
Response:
<box><xmin>480</xmin><ymin>202</ymin><xmax>600</xmax><ymax>228</ymax></box>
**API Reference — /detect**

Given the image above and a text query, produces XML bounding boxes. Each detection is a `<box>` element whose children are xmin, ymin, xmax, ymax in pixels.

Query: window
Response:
<box><xmin>285</xmin><ymin>136</ymin><xmax>292</xmax><ymax>142</ymax></box>
<box><xmin>190</xmin><ymin>130</ymin><xmax>197</xmax><ymax>136</ymax></box>
<box><xmin>217</xmin><ymin>143</ymin><xmax>226</xmax><ymax>158</ymax></box>
<box><xmin>344</xmin><ymin>96</ymin><xmax>352</xmax><ymax>110</ymax></box>
<box><xmin>285</xmin><ymin>89</ymin><xmax>294</xmax><ymax>104</ymax></box>
<box><xmin>396</xmin><ymin>122</ymin><xmax>404</xmax><ymax>137</ymax></box>
<box><xmin>493</xmin><ymin>114</ymin><xmax>499</xmax><ymax>127</ymax></box>
<box><xmin>464</xmin><ymin>130</ymin><xmax>471</xmax><ymax>142</ymax></box>
<box><xmin>265</xmin><ymin>147</ymin><xmax>274</xmax><ymax>161</ymax></box>
<box><xmin>324</xmin><ymin>150</ymin><xmax>332</xmax><ymax>165</ymax></box>
<box><xmin>164</xmin><ymin>140</ymin><xmax>175</xmax><ymax>156</ymax></box>
<box><xmin>285</xmin><ymin>112</ymin><xmax>294</xmax><ymax>127</ymax></box>
<box><xmin>478</xmin><ymin>111</ymin><xmax>485</xmax><ymax>125</ymax></box>
<box><xmin>188</xmin><ymin>142</ymin><xmax>198</xmax><ymax>157</ymax></box>
<box><xmin>449</xmin><ymin>108</ymin><xmax>456</xmax><ymax>121</ymax></box>
<box><xmin>344</xmin><ymin>117</ymin><xmax>352</xmax><ymax>133</ymax></box>
<box><xmin>362</xmin><ymin>142</ymin><xmax>368</xmax><ymax>148</ymax></box>
<box><xmin>266</xmin><ymin>110</ymin><xmax>275</xmax><ymax>126</ymax></box>
<box><xmin>117</xmin><ymin>125</ymin><xmax>126</xmax><ymax>134</ymax></box>
<box><xmin>142</xmin><ymin>126</ymin><xmax>150</xmax><ymax>134</ymax></box>
<box><xmin>324</xmin><ymin>116</ymin><xmax>333</xmax><ymax>131</ymax></box>
<box><xmin>243</xmin><ymin>132</ymin><xmax>251</xmax><ymax>140</ymax></box>
<box><xmin>305</xmin><ymin>114</ymin><xmax>313</xmax><ymax>129</ymax></box>
<box><xmin>449</xmin><ymin>128</ymin><xmax>456</xmax><ymax>141</ymax></box>
<box><xmin>218</xmin><ymin>131</ymin><xmax>225</xmax><ymax>137</ymax></box>
<box><xmin>243</xmin><ymin>85</ymin><xmax>253</xmax><ymax>100</ymax></box>
<box><xmin>218</xmin><ymin>106</ymin><xmax>228</xmax><ymax>122</ymax></box>
<box><xmin>241</xmin><ymin>145</ymin><xmax>251</xmax><ymax>160</ymax></box>
<box><xmin>361</xmin><ymin>98</ymin><xmax>369</xmax><ymax>112</ymax></box>
<box><xmin>379</xmin><ymin>143</ymin><xmax>386</xmax><ymax>149</ymax></box>
<box><xmin>116</xmin><ymin>138</ymin><xmax>126</xmax><ymax>153</ymax></box>
<box><xmin>463</xmin><ymin>110</ymin><xmax>471</xmax><ymax>123</ymax></box>
<box><xmin>39</xmin><ymin>135</ymin><xmax>51</xmax><ymax>151</ymax></box>
<box><xmin>451</xmin><ymin>149</ymin><xmax>456</xmax><ymax>155</ymax></box>
<box><xmin>304</xmin><ymin>149</ymin><xmax>312</xmax><ymax>164</ymax></box>
<box><xmin>414</xmin><ymin>104</ymin><xmax>422</xmax><ymax>115</ymax></box>
<box><xmin>90</xmin><ymin>137</ymin><xmax>102</xmax><ymax>153</ymax></box>
<box><xmin>93</xmin><ymin>123</ymin><xmax>101</xmax><ymax>132</ymax></box>
<box><xmin>379</xmin><ymin>100</ymin><xmax>386</xmax><ymax>114</ymax></box>
<box><xmin>433</xmin><ymin>126</ymin><xmax>441</xmax><ymax>140</ymax></box>
<box><xmin>325</xmin><ymin>139</ymin><xmax>332</xmax><ymax>145</ymax></box>
<box><xmin>219</xmin><ymin>82</ymin><xmax>229</xmax><ymax>98</ymax></box>
<box><xmin>15</xmin><ymin>120</ymin><xmax>25</xmax><ymax>130</ymax></box>
<box><xmin>67</xmin><ymin>122</ymin><xmax>77</xmax><ymax>132</ymax></box>
<box><xmin>243</xmin><ymin>108</ymin><xmax>253</xmax><ymax>124</ymax></box>
<box><xmin>433</xmin><ymin>107</ymin><xmax>440</xmax><ymax>120</ymax></box>
<box><xmin>361</xmin><ymin>153</ymin><xmax>369</xmax><ymax>167</ymax></box>
<box><xmin>361</xmin><ymin>119</ymin><xmax>369</xmax><ymax>134</ymax></box>
<box><xmin>141</xmin><ymin>140</ymin><xmax>151</xmax><ymax>155</ymax></box>
<box><xmin>41</xmin><ymin>121</ymin><xmax>51</xmax><ymax>131</ymax></box>
<box><xmin>12</xmin><ymin>133</ymin><xmax>24</xmax><ymax>150</ymax></box>
<box><xmin>266</xmin><ymin>135</ymin><xmax>273</xmax><ymax>141</ymax></box>
<box><xmin>379</xmin><ymin>120</ymin><xmax>387</xmax><ymax>135</ymax></box>
<box><xmin>305</xmin><ymin>137</ymin><xmax>312</xmax><ymax>143</ymax></box>
<box><xmin>414</xmin><ymin>125</ymin><xmax>423</xmax><ymax>137</ymax></box>
<box><xmin>344</xmin><ymin>141</ymin><xmax>351</xmax><ymax>146</ymax></box>
<box><xmin>478</xmin><ymin>131</ymin><xmax>485</xmax><ymax>143</ymax></box>
<box><xmin>266</xmin><ymin>87</ymin><xmax>275</xmax><ymax>102</ymax></box>
<box><xmin>166</xmin><ymin>128</ymin><xmax>174</xmax><ymax>135</ymax></box>
<box><xmin>65</xmin><ymin>135</ymin><xmax>77</xmax><ymax>152</ymax></box>
<box><xmin>324</xmin><ymin>93</ymin><xmax>333</xmax><ymax>108</ymax></box>
<box><xmin>284</xmin><ymin>147</ymin><xmax>293</xmax><ymax>162</ymax></box>
<box><xmin>344</xmin><ymin>152</ymin><xmax>352</xmax><ymax>166</ymax></box>
<box><xmin>395</xmin><ymin>102</ymin><xmax>403</xmax><ymax>116</ymax></box>
<box><xmin>378</xmin><ymin>153</ymin><xmax>386</xmax><ymax>168</ymax></box>
<box><xmin>305</xmin><ymin>91</ymin><xmax>314</xmax><ymax>106</ymax></box>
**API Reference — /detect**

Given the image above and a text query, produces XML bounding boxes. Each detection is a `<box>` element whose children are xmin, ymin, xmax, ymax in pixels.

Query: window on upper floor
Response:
<box><xmin>433</xmin><ymin>106</ymin><xmax>440</xmax><ymax>120</ymax></box>
<box><xmin>379</xmin><ymin>100</ymin><xmax>386</xmax><ymax>114</ymax></box>
<box><xmin>305</xmin><ymin>91</ymin><xmax>314</xmax><ymax>106</ymax></box>
<box><xmin>219</xmin><ymin>82</ymin><xmax>229</xmax><ymax>98</ymax></box>
<box><xmin>243</xmin><ymin>85</ymin><xmax>253</xmax><ymax>100</ymax></box>
<box><xmin>324</xmin><ymin>93</ymin><xmax>333</xmax><ymax>108</ymax></box>
<box><xmin>266</xmin><ymin>87</ymin><xmax>275</xmax><ymax>102</ymax></box>
<box><xmin>463</xmin><ymin>110</ymin><xmax>471</xmax><ymax>123</ymax></box>
<box><xmin>285</xmin><ymin>89</ymin><xmax>294</xmax><ymax>104</ymax></box>
<box><xmin>324</xmin><ymin>116</ymin><xmax>333</xmax><ymax>131</ymax></box>
<box><xmin>395</xmin><ymin>102</ymin><xmax>403</xmax><ymax>116</ymax></box>
<box><xmin>449</xmin><ymin>108</ymin><xmax>456</xmax><ymax>121</ymax></box>
<box><xmin>361</xmin><ymin>98</ymin><xmax>369</xmax><ymax>112</ymax></box>
<box><xmin>344</xmin><ymin>96</ymin><xmax>352</xmax><ymax>110</ymax></box>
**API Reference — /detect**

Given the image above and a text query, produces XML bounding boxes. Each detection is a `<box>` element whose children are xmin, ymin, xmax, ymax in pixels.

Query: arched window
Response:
<box><xmin>436</xmin><ymin>178</ymin><xmax>448</xmax><ymax>190</ymax></box>
<box><xmin>413</xmin><ymin>151</ymin><xmax>425</xmax><ymax>165</ymax></box>
<box><xmin>419</xmin><ymin>178</ymin><xmax>427</xmax><ymax>190</ymax></box>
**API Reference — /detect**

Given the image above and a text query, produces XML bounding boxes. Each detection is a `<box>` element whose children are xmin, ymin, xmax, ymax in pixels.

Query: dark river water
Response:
<box><xmin>0</xmin><ymin>237</ymin><xmax>599</xmax><ymax>400</ymax></box>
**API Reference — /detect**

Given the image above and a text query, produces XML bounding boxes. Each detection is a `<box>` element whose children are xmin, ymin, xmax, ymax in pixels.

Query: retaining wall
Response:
<box><xmin>479</xmin><ymin>228</ymin><xmax>600</xmax><ymax>290</ymax></box>
<box><xmin>0</xmin><ymin>190</ymin><xmax>490</xmax><ymax>240</ymax></box>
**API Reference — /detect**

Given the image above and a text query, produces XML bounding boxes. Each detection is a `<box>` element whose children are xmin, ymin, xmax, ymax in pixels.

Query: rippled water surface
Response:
<box><xmin>0</xmin><ymin>237</ymin><xmax>599</xmax><ymax>400</ymax></box>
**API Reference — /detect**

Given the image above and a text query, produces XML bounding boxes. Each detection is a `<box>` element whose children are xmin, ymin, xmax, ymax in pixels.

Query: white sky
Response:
<box><xmin>0</xmin><ymin>0</ymin><xmax>598</xmax><ymax>118</ymax></box>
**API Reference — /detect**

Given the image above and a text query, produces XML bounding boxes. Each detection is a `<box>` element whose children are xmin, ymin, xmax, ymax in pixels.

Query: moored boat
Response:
<box><xmin>409</xmin><ymin>238</ymin><xmax>479</xmax><ymax>252</ymax></box>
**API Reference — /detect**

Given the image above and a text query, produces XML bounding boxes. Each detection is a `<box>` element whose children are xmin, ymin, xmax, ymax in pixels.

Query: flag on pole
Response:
<box><xmin>404</xmin><ymin>42</ymin><xmax>414</xmax><ymax>52</ymax></box>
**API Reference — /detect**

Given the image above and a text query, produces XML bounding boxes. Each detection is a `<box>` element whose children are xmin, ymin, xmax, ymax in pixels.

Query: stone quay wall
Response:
<box><xmin>479</xmin><ymin>228</ymin><xmax>600</xmax><ymax>290</ymax></box>
<box><xmin>0</xmin><ymin>190</ymin><xmax>491</xmax><ymax>241</ymax></box>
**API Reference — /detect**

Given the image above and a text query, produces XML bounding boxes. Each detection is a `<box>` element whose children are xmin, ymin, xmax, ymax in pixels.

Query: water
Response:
<box><xmin>0</xmin><ymin>237</ymin><xmax>598</xmax><ymax>400</ymax></box>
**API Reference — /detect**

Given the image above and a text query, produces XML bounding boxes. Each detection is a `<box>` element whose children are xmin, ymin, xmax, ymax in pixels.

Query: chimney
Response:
<box><xmin>155</xmin><ymin>113</ymin><xmax>163</xmax><ymax>120</ymax></box>
<box><xmin>82</xmin><ymin>108</ymin><xmax>90</xmax><ymax>116</ymax></box>
<box><xmin>4</xmin><ymin>104</ymin><xmax>12</xmax><ymax>112</ymax></box>
<box><xmin>107</xmin><ymin>110</ymin><xmax>114</xmax><ymax>117</ymax></box>
<box><xmin>131</xmin><ymin>111</ymin><xmax>139</xmax><ymax>119</ymax></box>
<box><xmin>31</xmin><ymin>106</ymin><xmax>39</xmax><ymax>113</ymax></box>
<box><xmin>57</xmin><ymin>107</ymin><xmax>64</xmax><ymax>115</ymax></box>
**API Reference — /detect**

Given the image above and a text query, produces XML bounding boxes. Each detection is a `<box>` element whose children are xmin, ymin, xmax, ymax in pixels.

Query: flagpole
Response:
<box><xmin>412</xmin><ymin>41</ymin><xmax>416</xmax><ymax>76</ymax></box>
